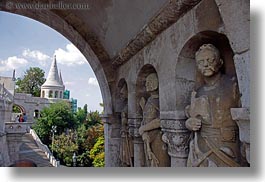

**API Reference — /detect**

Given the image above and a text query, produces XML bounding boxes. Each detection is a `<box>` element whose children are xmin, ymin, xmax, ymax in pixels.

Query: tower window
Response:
<box><xmin>55</xmin><ymin>91</ymin><xmax>58</xmax><ymax>98</ymax></box>
<box><xmin>49</xmin><ymin>90</ymin><xmax>53</xmax><ymax>98</ymax></box>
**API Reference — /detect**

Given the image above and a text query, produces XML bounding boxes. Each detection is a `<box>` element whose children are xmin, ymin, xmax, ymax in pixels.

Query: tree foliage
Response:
<box><xmin>33</xmin><ymin>103</ymin><xmax>104</xmax><ymax>167</ymax></box>
<box><xmin>85</xmin><ymin>110</ymin><xmax>102</xmax><ymax>127</ymax></box>
<box><xmin>89</xmin><ymin>136</ymin><xmax>105</xmax><ymax>167</ymax></box>
<box><xmin>16</xmin><ymin>67</ymin><xmax>46</xmax><ymax>97</ymax></box>
<box><xmin>51</xmin><ymin>131</ymin><xmax>78</xmax><ymax>166</ymax></box>
<box><xmin>33</xmin><ymin>101</ymin><xmax>77</xmax><ymax>144</ymax></box>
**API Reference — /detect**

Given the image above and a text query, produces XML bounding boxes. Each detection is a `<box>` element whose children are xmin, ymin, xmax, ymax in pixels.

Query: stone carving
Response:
<box><xmin>112</xmin><ymin>0</ymin><xmax>202</xmax><ymax>66</ymax></box>
<box><xmin>161</xmin><ymin>120</ymin><xmax>190</xmax><ymax>158</ymax></box>
<box><xmin>185</xmin><ymin>44</ymin><xmax>241</xmax><ymax>167</ymax></box>
<box><xmin>119</xmin><ymin>84</ymin><xmax>134</xmax><ymax>167</ymax></box>
<box><xmin>139</xmin><ymin>73</ymin><xmax>170</xmax><ymax>167</ymax></box>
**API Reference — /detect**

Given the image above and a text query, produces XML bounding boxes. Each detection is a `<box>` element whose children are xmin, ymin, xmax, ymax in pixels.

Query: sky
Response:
<box><xmin>0</xmin><ymin>11</ymin><xmax>103</xmax><ymax>112</ymax></box>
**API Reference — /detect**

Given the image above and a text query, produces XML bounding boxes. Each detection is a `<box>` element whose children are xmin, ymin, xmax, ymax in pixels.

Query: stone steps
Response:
<box><xmin>18</xmin><ymin>133</ymin><xmax>53</xmax><ymax>167</ymax></box>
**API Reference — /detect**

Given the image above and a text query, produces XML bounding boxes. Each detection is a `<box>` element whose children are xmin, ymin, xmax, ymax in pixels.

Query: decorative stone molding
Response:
<box><xmin>231</xmin><ymin>107</ymin><xmax>250</xmax><ymax>164</ymax></box>
<box><xmin>112</xmin><ymin>0</ymin><xmax>202</xmax><ymax>66</ymax></box>
<box><xmin>160</xmin><ymin>110</ymin><xmax>190</xmax><ymax>167</ymax></box>
<box><xmin>161</xmin><ymin>120</ymin><xmax>190</xmax><ymax>158</ymax></box>
<box><xmin>128</xmin><ymin>118</ymin><xmax>142</xmax><ymax>138</ymax></box>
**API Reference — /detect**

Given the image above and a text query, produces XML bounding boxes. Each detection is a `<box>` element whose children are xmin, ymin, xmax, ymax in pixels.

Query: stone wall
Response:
<box><xmin>0</xmin><ymin>86</ymin><xmax>13</xmax><ymax>166</ymax></box>
<box><xmin>0</xmin><ymin>76</ymin><xmax>15</xmax><ymax>95</ymax></box>
<box><xmin>107</xmin><ymin>0</ymin><xmax>250</xmax><ymax>167</ymax></box>
<box><xmin>13</xmin><ymin>93</ymin><xmax>52</xmax><ymax>122</ymax></box>
<box><xmin>0</xmin><ymin>134</ymin><xmax>10</xmax><ymax>166</ymax></box>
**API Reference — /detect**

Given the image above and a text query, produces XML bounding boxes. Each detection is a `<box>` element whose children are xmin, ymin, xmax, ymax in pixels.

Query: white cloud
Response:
<box><xmin>22</xmin><ymin>49</ymin><xmax>50</xmax><ymax>66</ymax></box>
<box><xmin>0</xmin><ymin>56</ymin><xmax>28</xmax><ymax>72</ymax></box>
<box><xmin>88</xmin><ymin>77</ymin><xmax>99</xmax><ymax>86</ymax></box>
<box><xmin>54</xmin><ymin>44</ymin><xmax>86</xmax><ymax>66</ymax></box>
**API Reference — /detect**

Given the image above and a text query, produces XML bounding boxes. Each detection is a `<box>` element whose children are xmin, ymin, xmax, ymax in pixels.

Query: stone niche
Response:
<box><xmin>115</xmin><ymin>78</ymin><xmax>135</xmax><ymax>167</ymax></box>
<box><xmin>173</xmin><ymin>30</ymin><xmax>249</xmax><ymax>167</ymax></box>
<box><xmin>135</xmin><ymin>64</ymin><xmax>170</xmax><ymax>167</ymax></box>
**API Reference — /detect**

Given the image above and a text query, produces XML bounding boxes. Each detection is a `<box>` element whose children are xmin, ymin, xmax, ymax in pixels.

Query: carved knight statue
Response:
<box><xmin>119</xmin><ymin>84</ymin><xmax>134</xmax><ymax>167</ymax></box>
<box><xmin>185</xmin><ymin>44</ymin><xmax>241</xmax><ymax>167</ymax></box>
<box><xmin>139</xmin><ymin>73</ymin><xmax>170</xmax><ymax>167</ymax></box>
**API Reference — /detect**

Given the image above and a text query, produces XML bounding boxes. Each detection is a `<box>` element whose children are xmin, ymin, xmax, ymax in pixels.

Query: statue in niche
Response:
<box><xmin>185</xmin><ymin>44</ymin><xmax>241</xmax><ymax>167</ymax></box>
<box><xmin>119</xmin><ymin>84</ymin><xmax>134</xmax><ymax>167</ymax></box>
<box><xmin>139</xmin><ymin>73</ymin><xmax>170</xmax><ymax>167</ymax></box>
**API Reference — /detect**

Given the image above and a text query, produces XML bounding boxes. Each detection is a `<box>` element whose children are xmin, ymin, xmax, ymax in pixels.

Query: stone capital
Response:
<box><xmin>128</xmin><ymin>118</ymin><xmax>142</xmax><ymax>138</ymax></box>
<box><xmin>161</xmin><ymin>119</ymin><xmax>190</xmax><ymax>159</ymax></box>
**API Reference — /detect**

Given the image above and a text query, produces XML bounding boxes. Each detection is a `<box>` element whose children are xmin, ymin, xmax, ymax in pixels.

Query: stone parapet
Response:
<box><xmin>5</xmin><ymin>122</ymin><xmax>33</xmax><ymax>134</ymax></box>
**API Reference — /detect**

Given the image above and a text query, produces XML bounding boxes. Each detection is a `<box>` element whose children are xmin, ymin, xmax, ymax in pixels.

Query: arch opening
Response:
<box><xmin>0</xmin><ymin>9</ymin><xmax>112</xmax><ymax>114</ymax></box>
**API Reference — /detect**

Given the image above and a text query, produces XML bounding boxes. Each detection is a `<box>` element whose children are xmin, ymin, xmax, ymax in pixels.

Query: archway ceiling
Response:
<box><xmin>0</xmin><ymin>0</ymin><xmax>201</xmax><ymax>67</ymax></box>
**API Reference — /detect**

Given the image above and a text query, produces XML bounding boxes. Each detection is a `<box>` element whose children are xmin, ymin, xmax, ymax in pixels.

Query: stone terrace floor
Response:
<box><xmin>19</xmin><ymin>133</ymin><xmax>53</xmax><ymax>167</ymax></box>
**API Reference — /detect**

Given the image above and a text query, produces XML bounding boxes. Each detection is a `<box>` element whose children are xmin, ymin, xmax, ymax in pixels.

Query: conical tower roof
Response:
<box><xmin>41</xmin><ymin>55</ymin><xmax>64</xmax><ymax>88</ymax></box>
<box><xmin>59</xmin><ymin>70</ymin><xmax>64</xmax><ymax>86</ymax></box>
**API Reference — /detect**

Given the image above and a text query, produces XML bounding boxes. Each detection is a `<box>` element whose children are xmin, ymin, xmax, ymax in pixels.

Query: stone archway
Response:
<box><xmin>12</xmin><ymin>104</ymin><xmax>25</xmax><ymax>113</ymax></box>
<box><xmin>0</xmin><ymin>7</ymin><xmax>114</xmax><ymax>166</ymax></box>
<box><xmin>0</xmin><ymin>8</ymin><xmax>113</xmax><ymax>115</ymax></box>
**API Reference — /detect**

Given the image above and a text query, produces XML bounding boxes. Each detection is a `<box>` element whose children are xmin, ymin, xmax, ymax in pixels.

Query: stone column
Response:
<box><xmin>128</xmin><ymin>113</ymin><xmax>145</xmax><ymax>167</ymax></box>
<box><xmin>0</xmin><ymin>96</ymin><xmax>13</xmax><ymax>166</ymax></box>
<box><xmin>160</xmin><ymin>111</ymin><xmax>190</xmax><ymax>167</ymax></box>
<box><xmin>101</xmin><ymin>113</ymin><xmax>121</xmax><ymax>167</ymax></box>
<box><xmin>0</xmin><ymin>133</ymin><xmax>11</xmax><ymax>167</ymax></box>
<box><xmin>232</xmin><ymin>51</ymin><xmax>250</xmax><ymax>165</ymax></box>
<box><xmin>0</xmin><ymin>100</ymin><xmax>6</xmax><ymax>133</ymax></box>
<box><xmin>7</xmin><ymin>133</ymin><xmax>23</xmax><ymax>164</ymax></box>
<box><xmin>101</xmin><ymin>114</ymin><xmax>111</xmax><ymax>167</ymax></box>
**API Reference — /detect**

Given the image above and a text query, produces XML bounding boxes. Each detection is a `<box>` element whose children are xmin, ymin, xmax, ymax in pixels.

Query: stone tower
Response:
<box><xmin>41</xmin><ymin>55</ymin><xmax>65</xmax><ymax>99</ymax></box>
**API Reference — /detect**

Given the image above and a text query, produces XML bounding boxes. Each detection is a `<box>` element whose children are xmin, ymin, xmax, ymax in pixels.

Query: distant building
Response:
<box><xmin>63</xmin><ymin>90</ymin><xmax>70</xmax><ymax>100</ymax></box>
<box><xmin>5</xmin><ymin>55</ymin><xmax>80</xmax><ymax>123</ymax></box>
<box><xmin>41</xmin><ymin>55</ymin><xmax>65</xmax><ymax>100</ymax></box>
<box><xmin>70</xmin><ymin>98</ymin><xmax>77</xmax><ymax>113</ymax></box>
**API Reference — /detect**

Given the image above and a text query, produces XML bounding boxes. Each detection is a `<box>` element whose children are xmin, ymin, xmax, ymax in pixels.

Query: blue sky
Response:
<box><xmin>0</xmin><ymin>11</ymin><xmax>103</xmax><ymax>112</ymax></box>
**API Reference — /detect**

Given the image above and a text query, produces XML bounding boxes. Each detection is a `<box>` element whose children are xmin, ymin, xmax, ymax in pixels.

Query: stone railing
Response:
<box><xmin>5</xmin><ymin>122</ymin><xmax>33</xmax><ymax>134</ymax></box>
<box><xmin>0</xmin><ymin>83</ymin><xmax>13</xmax><ymax>103</ymax></box>
<box><xmin>29</xmin><ymin>129</ymin><xmax>60</xmax><ymax>167</ymax></box>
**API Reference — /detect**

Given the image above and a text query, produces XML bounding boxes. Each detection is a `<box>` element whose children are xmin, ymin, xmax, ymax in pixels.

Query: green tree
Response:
<box><xmin>51</xmin><ymin>131</ymin><xmax>78</xmax><ymax>166</ymax></box>
<box><xmin>85</xmin><ymin>111</ymin><xmax>101</xmax><ymax>127</ymax></box>
<box><xmin>16</xmin><ymin>67</ymin><xmax>46</xmax><ymax>97</ymax></box>
<box><xmin>12</xmin><ymin>105</ymin><xmax>21</xmax><ymax>113</ymax></box>
<box><xmin>84</xmin><ymin>104</ymin><xmax>88</xmax><ymax>116</ymax></box>
<box><xmin>89</xmin><ymin>136</ymin><xmax>105</xmax><ymax>167</ymax></box>
<box><xmin>33</xmin><ymin>101</ymin><xmax>77</xmax><ymax>144</ymax></box>
<box><xmin>75</xmin><ymin>106</ymin><xmax>87</xmax><ymax>124</ymax></box>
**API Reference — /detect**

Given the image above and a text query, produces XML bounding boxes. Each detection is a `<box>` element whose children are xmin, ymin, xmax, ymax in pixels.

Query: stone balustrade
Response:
<box><xmin>5</xmin><ymin>122</ymin><xmax>33</xmax><ymax>134</ymax></box>
<box><xmin>29</xmin><ymin>129</ymin><xmax>60</xmax><ymax>167</ymax></box>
